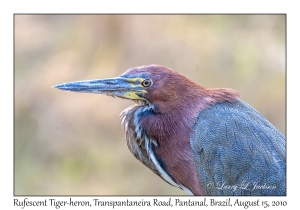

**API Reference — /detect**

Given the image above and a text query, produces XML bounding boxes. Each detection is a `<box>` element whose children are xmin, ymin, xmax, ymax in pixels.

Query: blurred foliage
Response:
<box><xmin>14</xmin><ymin>15</ymin><xmax>285</xmax><ymax>195</ymax></box>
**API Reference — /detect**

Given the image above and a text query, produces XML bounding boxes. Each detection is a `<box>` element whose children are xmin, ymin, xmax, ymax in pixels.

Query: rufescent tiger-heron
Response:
<box><xmin>53</xmin><ymin>64</ymin><xmax>286</xmax><ymax>196</ymax></box>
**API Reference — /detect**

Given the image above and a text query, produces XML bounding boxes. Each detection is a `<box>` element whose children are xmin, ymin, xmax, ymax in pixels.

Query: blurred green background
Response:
<box><xmin>14</xmin><ymin>15</ymin><xmax>285</xmax><ymax>195</ymax></box>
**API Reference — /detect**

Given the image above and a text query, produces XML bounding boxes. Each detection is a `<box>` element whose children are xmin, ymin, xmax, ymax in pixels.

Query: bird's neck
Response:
<box><xmin>139</xmin><ymin>87</ymin><xmax>240</xmax><ymax>195</ymax></box>
<box><xmin>153</xmin><ymin>85</ymin><xmax>240</xmax><ymax>114</ymax></box>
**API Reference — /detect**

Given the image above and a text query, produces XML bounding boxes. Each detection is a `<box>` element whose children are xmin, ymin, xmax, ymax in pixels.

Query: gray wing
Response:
<box><xmin>190</xmin><ymin>99</ymin><xmax>286</xmax><ymax>195</ymax></box>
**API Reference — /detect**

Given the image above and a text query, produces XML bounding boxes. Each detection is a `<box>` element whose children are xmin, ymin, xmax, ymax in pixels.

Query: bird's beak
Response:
<box><xmin>53</xmin><ymin>77</ymin><xmax>147</xmax><ymax>101</ymax></box>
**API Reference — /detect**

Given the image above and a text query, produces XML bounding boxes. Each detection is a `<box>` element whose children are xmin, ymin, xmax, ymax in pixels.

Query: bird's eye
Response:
<box><xmin>141</xmin><ymin>79</ymin><xmax>152</xmax><ymax>87</ymax></box>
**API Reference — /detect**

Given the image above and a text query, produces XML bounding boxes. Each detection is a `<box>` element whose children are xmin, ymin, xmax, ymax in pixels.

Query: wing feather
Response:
<box><xmin>190</xmin><ymin>99</ymin><xmax>286</xmax><ymax>195</ymax></box>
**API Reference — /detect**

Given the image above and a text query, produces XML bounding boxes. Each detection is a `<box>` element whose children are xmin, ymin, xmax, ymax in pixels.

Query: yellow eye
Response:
<box><xmin>141</xmin><ymin>79</ymin><xmax>152</xmax><ymax>87</ymax></box>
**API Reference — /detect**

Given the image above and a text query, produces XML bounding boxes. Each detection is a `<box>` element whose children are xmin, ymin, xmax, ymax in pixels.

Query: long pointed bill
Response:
<box><xmin>53</xmin><ymin>77</ymin><xmax>147</xmax><ymax>101</ymax></box>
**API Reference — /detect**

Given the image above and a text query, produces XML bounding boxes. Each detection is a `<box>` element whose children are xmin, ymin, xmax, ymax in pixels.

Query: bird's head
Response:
<box><xmin>53</xmin><ymin>65</ymin><xmax>237</xmax><ymax>113</ymax></box>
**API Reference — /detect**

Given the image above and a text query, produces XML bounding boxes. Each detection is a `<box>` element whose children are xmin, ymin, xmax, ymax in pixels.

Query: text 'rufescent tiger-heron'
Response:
<box><xmin>53</xmin><ymin>65</ymin><xmax>286</xmax><ymax>196</ymax></box>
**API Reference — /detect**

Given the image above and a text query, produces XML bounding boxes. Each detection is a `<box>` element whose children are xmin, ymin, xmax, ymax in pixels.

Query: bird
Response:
<box><xmin>53</xmin><ymin>64</ymin><xmax>286</xmax><ymax>196</ymax></box>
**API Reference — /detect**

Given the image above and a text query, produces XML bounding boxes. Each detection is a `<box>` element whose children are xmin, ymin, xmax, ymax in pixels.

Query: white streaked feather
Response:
<box><xmin>144</xmin><ymin>136</ymin><xmax>193</xmax><ymax>195</ymax></box>
<box><xmin>121</xmin><ymin>104</ymin><xmax>193</xmax><ymax>195</ymax></box>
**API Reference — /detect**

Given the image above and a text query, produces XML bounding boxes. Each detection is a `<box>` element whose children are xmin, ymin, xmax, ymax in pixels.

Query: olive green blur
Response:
<box><xmin>14</xmin><ymin>15</ymin><xmax>285</xmax><ymax>195</ymax></box>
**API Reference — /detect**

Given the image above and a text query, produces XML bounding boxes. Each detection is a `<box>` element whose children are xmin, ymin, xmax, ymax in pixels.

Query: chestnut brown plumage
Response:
<box><xmin>53</xmin><ymin>65</ymin><xmax>286</xmax><ymax>195</ymax></box>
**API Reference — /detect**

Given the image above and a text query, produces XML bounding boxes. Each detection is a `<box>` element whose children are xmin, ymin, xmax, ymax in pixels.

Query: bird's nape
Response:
<box><xmin>54</xmin><ymin>64</ymin><xmax>286</xmax><ymax>196</ymax></box>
